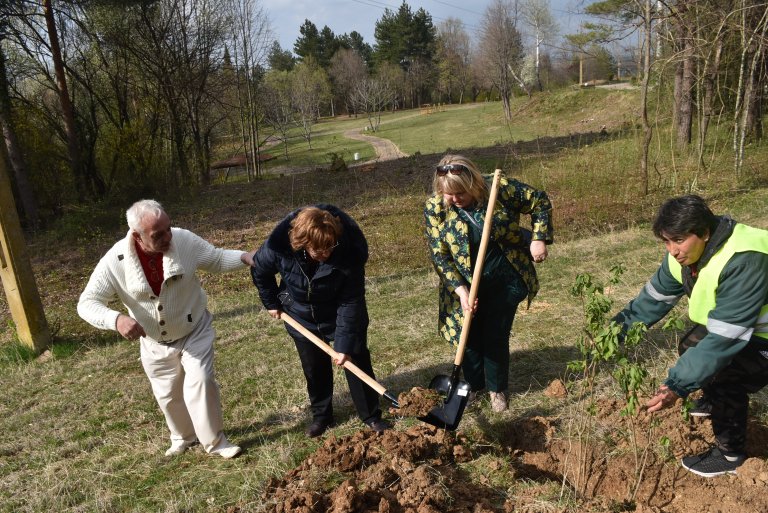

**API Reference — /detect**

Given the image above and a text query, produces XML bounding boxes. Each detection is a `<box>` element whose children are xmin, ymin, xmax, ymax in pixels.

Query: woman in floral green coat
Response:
<box><xmin>424</xmin><ymin>154</ymin><xmax>554</xmax><ymax>411</ymax></box>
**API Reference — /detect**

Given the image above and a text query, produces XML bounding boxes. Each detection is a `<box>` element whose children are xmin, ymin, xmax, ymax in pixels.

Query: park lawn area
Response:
<box><xmin>3</xmin><ymin>177</ymin><xmax>768</xmax><ymax>512</ymax></box>
<box><xmin>257</xmin><ymin>88</ymin><xmax>642</xmax><ymax>175</ymax></box>
<box><xmin>3</xmin><ymin>85</ymin><xmax>768</xmax><ymax>512</ymax></box>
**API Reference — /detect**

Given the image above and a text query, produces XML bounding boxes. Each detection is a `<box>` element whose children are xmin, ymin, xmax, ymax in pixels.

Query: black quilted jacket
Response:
<box><xmin>250</xmin><ymin>204</ymin><xmax>369</xmax><ymax>354</ymax></box>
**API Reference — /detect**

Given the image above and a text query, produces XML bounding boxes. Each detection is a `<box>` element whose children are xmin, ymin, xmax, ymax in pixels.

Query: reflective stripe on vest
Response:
<box><xmin>667</xmin><ymin>223</ymin><xmax>768</xmax><ymax>340</ymax></box>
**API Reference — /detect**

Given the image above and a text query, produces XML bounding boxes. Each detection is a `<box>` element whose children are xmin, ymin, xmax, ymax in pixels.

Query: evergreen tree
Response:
<box><xmin>373</xmin><ymin>2</ymin><xmax>435</xmax><ymax>66</ymax></box>
<box><xmin>294</xmin><ymin>19</ymin><xmax>321</xmax><ymax>62</ymax></box>
<box><xmin>348</xmin><ymin>31</ymin><xmax>373</xmax><ymax>66</ymax></box>
<box><xmin>268</xmin><ymin>41</ymin><xmax>296</xmax><ymax>71</ymax></box>
<box><xmin>318</xmin><ymin>25</ymin><xmax>339</xmax><ymax>68</ymax></box>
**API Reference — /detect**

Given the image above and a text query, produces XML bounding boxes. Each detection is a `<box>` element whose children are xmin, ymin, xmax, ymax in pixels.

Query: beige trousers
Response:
<box><xmin>139</xmin><ymin>310</ymin><xmax>228</xmax><ymax>453</ymax></box>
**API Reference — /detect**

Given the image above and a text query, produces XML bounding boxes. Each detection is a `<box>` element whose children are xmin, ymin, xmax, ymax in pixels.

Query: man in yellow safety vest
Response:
<box><xmin>613</xmin><ymin>195</ymin><xmax>768</xmax><ymax>477</ymax></box>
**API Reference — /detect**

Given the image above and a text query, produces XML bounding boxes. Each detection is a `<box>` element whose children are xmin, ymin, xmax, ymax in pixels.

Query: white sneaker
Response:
<box><xmin>165</xmin><ymin>439</ymin><xmax>195</xmax><ymax>456</ymax></box>
<box><xmin>210</xmin><ymin>441</ymin><xmax>242</xmax><ymax>459</ymax></box>
<box><xmin>490</xmin><ymin>391</ymin><xmax>508</xmax><ymax>412</ymax></box>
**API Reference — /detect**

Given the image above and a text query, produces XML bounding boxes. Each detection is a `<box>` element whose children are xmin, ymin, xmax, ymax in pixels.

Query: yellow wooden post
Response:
<box><xmin>0</xmin><ymin>139</ymin><xmax>50</xmax><ymax>352</ymax></box>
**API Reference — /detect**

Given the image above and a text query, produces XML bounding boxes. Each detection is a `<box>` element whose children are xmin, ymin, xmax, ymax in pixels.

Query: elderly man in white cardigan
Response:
<box><xmin>78</xmin><ymin>199</ymin><xmax>253</xmax><ymax>459</ymax></box>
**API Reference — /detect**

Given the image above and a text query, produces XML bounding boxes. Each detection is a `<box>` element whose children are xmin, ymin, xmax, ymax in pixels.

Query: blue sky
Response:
<box><xmin>266</xmin><ymin>0</ymin><xmax>590</xmax><ymax>55</ymax></box>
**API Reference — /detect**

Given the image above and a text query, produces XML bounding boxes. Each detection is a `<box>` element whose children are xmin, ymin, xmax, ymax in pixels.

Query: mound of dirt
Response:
<box><xmin>259</xmin><ymin>396</ymin><xmax>768</xmax><ymax>513</ymax></box>
<box><xmin>392</xmin><ymin>387</ymin><xmax>442</xmax><ymax>417</ymax></box>
<box><xmin>261</xmin><ymin>425</ymin><xmax>505</xmax><ymax>512</ymax></box>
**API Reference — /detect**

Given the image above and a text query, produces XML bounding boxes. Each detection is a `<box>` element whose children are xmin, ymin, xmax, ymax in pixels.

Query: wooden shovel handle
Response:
<box><xmin>453</xmin><ymin>169</ymin><xmax>501</xmax><ymax>366</ymax></box>
<box><xmin>279</xmin><ymin>311</ymin><xmax>387</xmax><ymax>397</ymax></box>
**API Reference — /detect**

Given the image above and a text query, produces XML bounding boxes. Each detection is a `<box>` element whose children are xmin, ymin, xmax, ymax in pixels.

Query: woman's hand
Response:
<box><xmin>335</xmin><ymin>353</ymin><xmax>349</xmax><ymax>366</ymax></box>
<box><xmin>646</xmin><ymin>385</ymin><xmax>679</xmax><ymax>413</ymax></box>
<box><xmin>267</xmin><ymin>309</ymin><xmax>282</xmax><ymax>319</ymax></box>
<box><xmin>530</xmin><ymin>240</ymin><xmax>548</xmax><ymax>263</ymax></box>
<box><xmin>455</xmin><ymin>285</ymin><xmax>478</xmax><ymax>315</ymax></box>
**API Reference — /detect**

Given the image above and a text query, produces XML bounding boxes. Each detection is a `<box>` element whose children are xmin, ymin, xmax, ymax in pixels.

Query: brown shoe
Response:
<box><xmin>490</xmin><ymin>391</ymin><xmax>508</xmax><ymax>412</ymax></box>
<box><xmin>305</xmin><ymin>419</ymin><xmax>335</xmax><ymax>438</ymax></box>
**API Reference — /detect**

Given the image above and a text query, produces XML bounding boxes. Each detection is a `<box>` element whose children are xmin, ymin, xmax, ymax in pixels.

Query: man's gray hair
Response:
<box><xmin>126</xmin><ymin>199</ymin><xmax>165</xmax><ymax>234</ymax></box>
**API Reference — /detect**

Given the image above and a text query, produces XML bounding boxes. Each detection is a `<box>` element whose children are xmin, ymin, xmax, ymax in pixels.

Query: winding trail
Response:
<box><xmin>344</xmin><ymin>127</ymin><xmax>408</xmax><ymax>163</ymax></box>
<box><xmin>224</xmin><ymin>103</ymin><xmax>485</xmax><ymax>175</ymax></box>
<box><xmin>343</xmin><ymin>103</ymin><xmax>484</xmax><ymax>164</ymax></box>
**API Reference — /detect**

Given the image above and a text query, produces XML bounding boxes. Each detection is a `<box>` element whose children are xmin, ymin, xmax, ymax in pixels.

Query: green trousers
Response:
<box><xmin>461</xmin><ymin>266</ymin><xmax>528</xmax><ymax>393</ymax></box>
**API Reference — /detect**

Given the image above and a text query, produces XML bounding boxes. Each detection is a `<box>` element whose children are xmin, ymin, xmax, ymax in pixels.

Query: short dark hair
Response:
<box><xmin>652</xmin><ymin>195</ymin><xmax>718</xmax><ymax>238</ymax></box>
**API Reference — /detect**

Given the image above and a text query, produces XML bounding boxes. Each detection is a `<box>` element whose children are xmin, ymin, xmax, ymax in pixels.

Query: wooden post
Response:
<box><xmin>0</xmin><ymin>137</ymin><xmax>50</xmax><ymax>352</ymax></box>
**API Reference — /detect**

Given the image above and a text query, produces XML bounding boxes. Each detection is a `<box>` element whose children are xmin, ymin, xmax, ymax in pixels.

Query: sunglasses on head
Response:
<box><xmin>435</xmin><ymin>164</ymin><xmax>469</xmax><ymax>176</ymax></box>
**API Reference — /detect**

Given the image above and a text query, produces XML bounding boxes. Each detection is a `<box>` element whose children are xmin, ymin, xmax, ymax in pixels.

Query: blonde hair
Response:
<box><xmin>289</xmin><ymin>207</ymin><xmax>343</xmax><ymax>251</ymax></box>
<box><xmin>432</xmin><ymin>154</ymin><xmax>488</xmax><ymax>208</ymax></box>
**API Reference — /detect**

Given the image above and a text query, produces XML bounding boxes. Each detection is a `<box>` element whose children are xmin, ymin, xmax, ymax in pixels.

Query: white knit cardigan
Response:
<box><xmin>77</xmin><ymin>227</ymin><xmax>246</xmax><ymax>343</ymax></box>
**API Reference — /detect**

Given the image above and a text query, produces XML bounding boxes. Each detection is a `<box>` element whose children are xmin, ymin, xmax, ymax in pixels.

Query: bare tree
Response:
<box><xmin>435</xmin><ymin>17</ymin><xmax>472</xmax><ymax>103</ymax></box>
<box><xmin>291</xmin><ymin>59</ymin><xmax>330</xmax><ymax>149</ymax></box>
<box><xmin>262</xmin><ymin>69</ymin><xmax>294</xmax><ymax>159</ymax></box>
<box><xmin>521</xmin><ymin>0</ymin><xmax>558</xmax><ymax>91</ymax></box>
<box><xmin>43</xmin><ymin>0</ymin><xmax>87</xmax><ymax>198</ymax></box>
<box><xmin>0</xmin><ymin>42</ymin><xmax>38</xmax><ymax>227</ymax></box>
<box><xmin>683</xmin><ymin>1</ymin><xmax>730</xmax><ymax>167</ymax></box>
<box><xmin>329</xmin><ymin>48</ymin><xmax>368</xmax><ymax>116</ymax></box>
<box><xmin>671</xmin><ymin>1</ymin><xmax>695</xmax><ymax>147</ymax></box>
<box><xmin>639</xmin><ymin>0</ymin><xmax>653</xmax><ymax>196</ymax></box>
<box><xmin>229</xmin><ymin>0</ymin><xmax>271</xmax><ymax>180</ymax></box>
<box><xmin>478</xmin><ymin>0</ymin><xmax>524</xmax><ymax>120</ymax></box>
<box><xmin>350</xmin><ymin>75</ymin><xmax>397</xmax><ymax>132</ymax></box>
<box><xmin>733</xmin><ymin>0</ymin><xmax>768</xmax><ymax>176</ymax></box>
<box><xmin>123</xmin><ymin>0</ymin><xmax>234</xmax><ymax>185</ymax></box>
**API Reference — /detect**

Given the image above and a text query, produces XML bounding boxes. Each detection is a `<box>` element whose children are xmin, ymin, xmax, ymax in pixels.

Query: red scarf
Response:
<box><xmin>135</xmin><ymin>240</ymin><xmax>164</xmax><ymax>295</ymax></box>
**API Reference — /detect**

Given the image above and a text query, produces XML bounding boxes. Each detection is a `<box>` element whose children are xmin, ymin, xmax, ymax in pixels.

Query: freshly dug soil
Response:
<box><xmin>392</xmin><ymin>387</ymin><xmax>442</xmax><ymax>417</ymax></box>
<box><xmin>261</xmin><ymin>425</ymin><xmax>501</xmax><ymax>513</ymax></box>
<box><xmin>259</xmin><ymin>393</ymin><xmax>768</xmax><ymax>513</ymax></box>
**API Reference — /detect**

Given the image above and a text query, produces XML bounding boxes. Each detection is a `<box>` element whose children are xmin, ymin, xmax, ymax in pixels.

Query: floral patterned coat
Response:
<box><xmin>424</xmin><ymin>174</ymin><xmax>554</xmax><ymax>345</ymax></box>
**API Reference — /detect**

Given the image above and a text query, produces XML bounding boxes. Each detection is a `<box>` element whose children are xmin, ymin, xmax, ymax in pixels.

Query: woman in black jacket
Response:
<box><xmin>249</xmin><ymin>205</ymin><xmax>389</xmax><ymax>437</ymax></box>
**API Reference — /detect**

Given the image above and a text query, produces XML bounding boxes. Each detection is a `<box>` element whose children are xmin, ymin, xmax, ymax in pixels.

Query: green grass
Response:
<box><xmin>3</xmin><ymin>190</ymin><xmax>768</xmax><ymax>511</ymax></box>
<box><xmin>375</xmin><ymin>102</ymin><xmax>532</xmax><ymax>155</ymax></box>
<box><xmin>2</xmin><ymin>86</ymin><xmax>768</xmax><ymax>511</ymax></box>
<box><xmin>231</xmin><ymin>88</ymin><xmax>640</xmax><ymax>176</ymax></box>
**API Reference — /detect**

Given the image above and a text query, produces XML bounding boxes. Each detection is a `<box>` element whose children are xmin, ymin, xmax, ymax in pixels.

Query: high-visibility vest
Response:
<box><xmin>667</xmin><ymin>223</ymin><xmax>768</xmax><ymax>341</ymax></box>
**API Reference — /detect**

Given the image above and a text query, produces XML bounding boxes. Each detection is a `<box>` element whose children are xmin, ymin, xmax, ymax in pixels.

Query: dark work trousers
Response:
<box><xmin>702</xmin><ymin>340</ymin><xmax>768</xmax><ymax>454</ymax></box>
<box><xmin>288</xmin><ymin>326</ymin><xmax>382</xmax><ymax>425</ymax></box>
<box><xmin>461</xmin><ymin>265</ymin><xmax>528</xmax><ymax>393</ymax></box>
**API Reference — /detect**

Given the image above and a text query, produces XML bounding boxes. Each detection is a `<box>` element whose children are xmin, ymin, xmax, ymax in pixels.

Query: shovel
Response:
<box><xmin>278</xmin><ymin>311</ymin><xmax>400</xmax><ymax>409</ymax></box>
<box><xmin>420</xmin><ymin>169</ymin><xmax>502</xmax><ymax>430</ymax></box>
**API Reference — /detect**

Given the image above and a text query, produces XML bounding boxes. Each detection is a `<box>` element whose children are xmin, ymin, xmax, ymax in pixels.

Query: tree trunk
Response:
<box><xmin>745</xmin><ymin>67</ymin><xmax>763</xmax><ymax>141</ymax></box>
<box><xmin>535</xmin><ymin>34</ymin><xmax>543</xmax><ymax>92</ymax></box>
<box><xmin>0</xmin><ymin>45</ymin><xmax>38</xmax><ymax>228</ymax></box>
<box><xmin>734</xmin><ymin>0</ymin><xmax>768</xmax><ymax>175</ymax></box>
<box><xmin>674</xmin><ymin>26</ymin><xmax>694</xmax><ymax>147</ymax></box>
<box><xmin>43</xmin><ymin>0</ymin><xmax>85</xmax><ymax>199</ymax></box>
<box><xmin>640</xmin><ymin>0</ymin><xmax>653</xmax><ymax>196</ymax></box>
<box><xmin>168</xmin><ymin>107</ymin><xmax>190</xmax><ymax>184</ymax></box>
<box><xmin>699</xmin><ymin>34</ymin><xmax>723</xmax><ymax>160</ymax></box>
<box><xmin>501</xmin><ymin>92</ymin><xmax>512</xmax><ymax>120</ymax></box>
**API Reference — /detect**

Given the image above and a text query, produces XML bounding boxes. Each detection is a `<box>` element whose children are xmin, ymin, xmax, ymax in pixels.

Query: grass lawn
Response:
<box><xmin>231</xmin><ymin>88</ymin><xmax>639</xmax><ymax>176</ymax></box>
<box><xmin>2</xmin><ymin>86</ymin><xmax>768</xmax><ymax>512</ymax></box>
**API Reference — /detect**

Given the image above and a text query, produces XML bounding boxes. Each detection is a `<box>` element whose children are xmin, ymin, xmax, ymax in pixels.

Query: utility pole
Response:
<box><xmin>0</xmin><ymin>138</ymin><xmax>50</xmax><ymax>352</ymax></box>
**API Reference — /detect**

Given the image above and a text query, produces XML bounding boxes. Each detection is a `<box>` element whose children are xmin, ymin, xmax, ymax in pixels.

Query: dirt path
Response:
<box><xmin>344</xmin><ymin>127</ymin><xmax>408</xmax><ymax>163</ymax></box>
<box><xmin>344</xmin><ymin>103</ymin><xmax>485</xmax><ymax>165</ymax></box>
